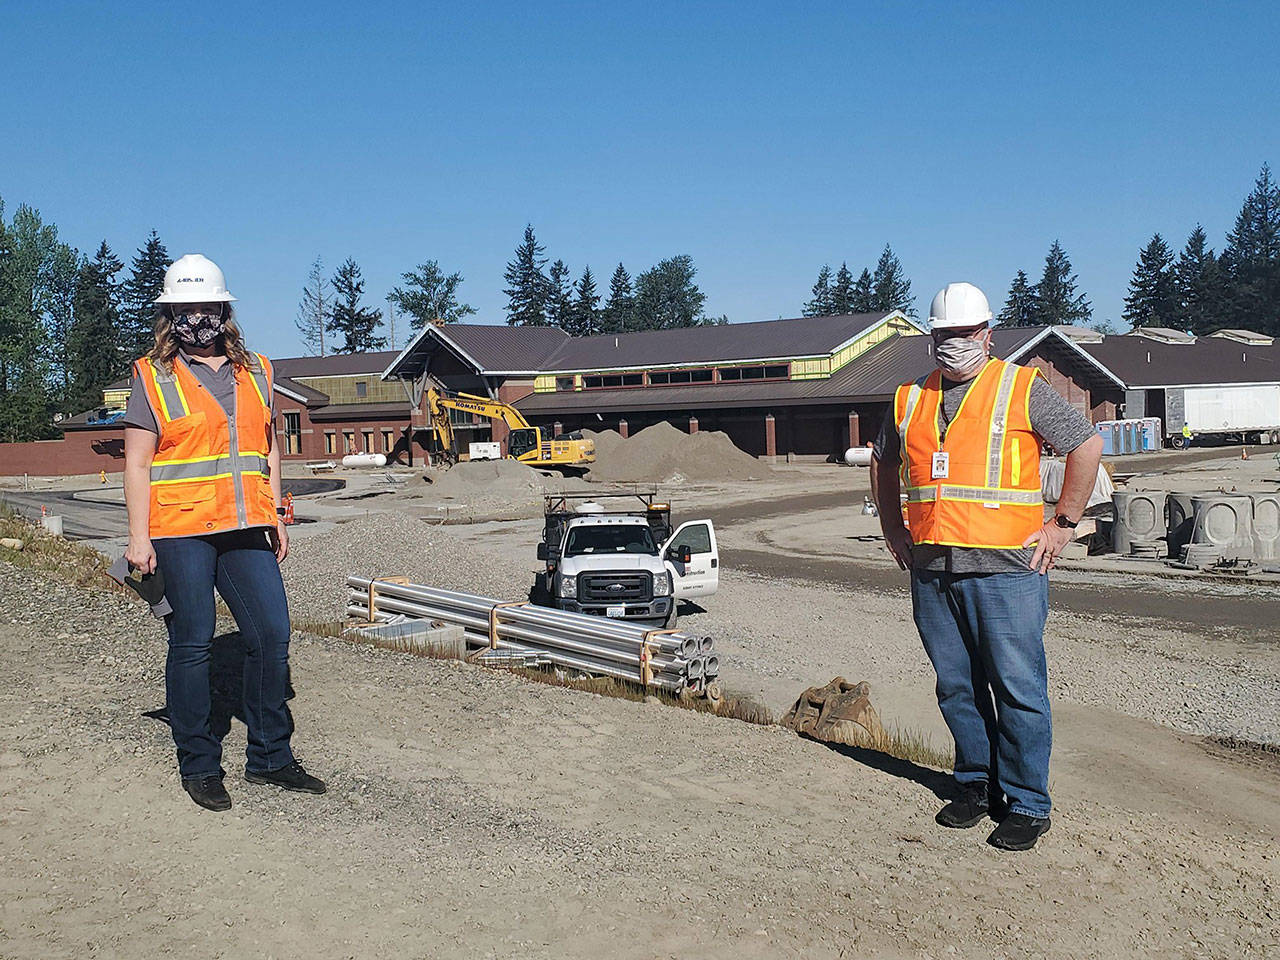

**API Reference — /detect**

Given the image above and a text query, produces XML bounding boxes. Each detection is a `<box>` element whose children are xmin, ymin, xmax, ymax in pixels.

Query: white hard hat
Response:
<box><xmin>928</xmin><ymin>282</ymin><xmax>991</xmax><ymax>330</ymax></box>
<box><xmin>155</xmin><ymin>254</ymin><xmax>237</xmax><ymax>303</ymax></box>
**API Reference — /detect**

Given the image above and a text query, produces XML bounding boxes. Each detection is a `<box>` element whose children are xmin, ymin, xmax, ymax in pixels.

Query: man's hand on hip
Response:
<box><xmin>1023</xmin><ymin>521</ymin><xmax>1073</xmax><ymax>574</ymax></box>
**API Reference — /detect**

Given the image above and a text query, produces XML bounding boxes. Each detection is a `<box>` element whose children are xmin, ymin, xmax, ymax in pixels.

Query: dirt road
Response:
<box><xmin>2</xmin><ymin>564</ymin><xmax>1277</xmax><ymax>959</ymax></box>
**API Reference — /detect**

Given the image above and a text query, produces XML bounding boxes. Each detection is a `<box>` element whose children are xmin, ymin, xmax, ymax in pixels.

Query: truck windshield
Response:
<box><xmin>564</xmin><ymin>525</ymin><xmax>657</xmax><ymax>556</ymax></box>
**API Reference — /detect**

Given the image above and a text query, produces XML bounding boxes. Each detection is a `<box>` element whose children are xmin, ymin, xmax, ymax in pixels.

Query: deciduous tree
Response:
<box><xmin>388</xmin><ymin>260</ymin><xmax>475</xmax><ymax>330</ymax></box>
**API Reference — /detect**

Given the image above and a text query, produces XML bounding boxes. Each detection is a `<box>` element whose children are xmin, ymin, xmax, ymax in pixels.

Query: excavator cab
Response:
<box><xmin>508</xmin><ymin>427</ymin><xmax>540</xmax><ymax>460</ymax></box>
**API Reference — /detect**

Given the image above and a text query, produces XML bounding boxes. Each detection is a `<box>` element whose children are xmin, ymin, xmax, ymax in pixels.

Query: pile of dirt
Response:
<box><xmin>401</xmin><ymin>459</ymin><xmax>593</xmax><ymax>520</ymax></box>
<box><xmin>586</xmin><ymin>421</ymin><xmax>768</xmax><ymax>484</ymax></box>
<box><xmin>426</xmin><ymin>459</ymin><xmax>550</xmax><ymax>501</ymax></box>
<box><xmin>581</xmin><ymin>428</ymin><xmax>626</xmax><ymax>458</ymax></box>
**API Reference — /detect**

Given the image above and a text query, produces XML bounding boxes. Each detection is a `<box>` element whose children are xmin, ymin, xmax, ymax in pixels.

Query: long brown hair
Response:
<box><xmin>148</xmin><ymin>305</ymin><xmax>260</xmax><ymax>373</ymax></box>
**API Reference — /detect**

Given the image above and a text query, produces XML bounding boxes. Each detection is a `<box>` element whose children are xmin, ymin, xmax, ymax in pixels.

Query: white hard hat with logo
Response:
<box><xmin>928</xmin><ymin>282</ymin><xmax>992</xmax><ymax>330</ymax></box>
<box><xmin>155</xmin><ymin>254</ymin><xmax>237</xmax><ymax>303</ymax></box>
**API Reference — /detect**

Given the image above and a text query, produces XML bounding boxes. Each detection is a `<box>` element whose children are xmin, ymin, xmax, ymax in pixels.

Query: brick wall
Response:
<box><xmin>0</xmin><ymin>429</ymin><xmax>126</xmax><ymax>476</ymax></box>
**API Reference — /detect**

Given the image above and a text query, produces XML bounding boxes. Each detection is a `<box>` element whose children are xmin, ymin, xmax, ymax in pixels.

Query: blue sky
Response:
<box><xmin>2</xmin><ymin>1</ymin><xmax>1277</xmax><ymax>358</ymax></box>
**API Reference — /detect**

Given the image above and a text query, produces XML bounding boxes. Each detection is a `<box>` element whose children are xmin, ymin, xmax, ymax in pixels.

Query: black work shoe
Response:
<box><xmin>935</xmin><ymin>781</ymin><xmax>991</xmax><ymax>828</ymax></box>
<box><xmin>987</xmin><ymin>813</ymin><xmax>1051</xmax><ymax>851</ymax></box>
<box><xmin>245</xmin><ymin>760</ymin><xmax>327</xmax><ymax>795</ymax></box>
<box><xmin>182</xmin><ymin>775</ymin><xmax>232</xmax><ymax>812</ymax></box>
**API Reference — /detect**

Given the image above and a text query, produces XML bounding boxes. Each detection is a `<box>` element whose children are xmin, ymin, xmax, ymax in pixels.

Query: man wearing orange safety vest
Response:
<box><xmin>871</xmin><ymin>283</ymin><xmax>1103</xmax><ymax>852</ymax></box>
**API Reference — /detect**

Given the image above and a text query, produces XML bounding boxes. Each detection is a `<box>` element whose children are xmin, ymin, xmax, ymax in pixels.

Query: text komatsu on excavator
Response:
<box><xmin>426</xmin><ymin>387</ymin><xmax>595</xmax><ymax>471</ymax></box>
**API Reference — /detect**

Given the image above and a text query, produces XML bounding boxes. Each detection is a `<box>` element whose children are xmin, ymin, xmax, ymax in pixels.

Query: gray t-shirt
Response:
<box><xmin>123</xmin><ymin>351</ymin><xmax>273</xmax><ymax>432</ymax></box>
<box><xmin>873</xmin><ymin>371</ymin><xmax>1096</xmax><ymax>573</ymax></box>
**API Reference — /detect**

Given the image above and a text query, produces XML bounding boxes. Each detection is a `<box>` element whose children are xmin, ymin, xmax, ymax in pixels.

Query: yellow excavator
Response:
<box><xmin>425</xmin><ymin>387</ymin><xmax>595</xmax><ymax>471</ymax></box>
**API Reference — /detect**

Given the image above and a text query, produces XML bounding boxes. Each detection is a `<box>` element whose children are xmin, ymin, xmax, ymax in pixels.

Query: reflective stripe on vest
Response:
<box><xmin>895</xmin><ymin>359</ymin><xmax>1042</xmax><ymax>549</ymax></box>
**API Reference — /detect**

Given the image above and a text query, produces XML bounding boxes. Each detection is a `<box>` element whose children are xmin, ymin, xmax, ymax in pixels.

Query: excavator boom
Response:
<box><xmin>425</xmin><ymin>386</ymin><xmax>594</xmax><ymax>469</ymax></box>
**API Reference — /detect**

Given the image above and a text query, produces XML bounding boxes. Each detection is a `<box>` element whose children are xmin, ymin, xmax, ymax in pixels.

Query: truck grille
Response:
<box><xmin>579</xmin><ymin>571</ymin><xmax>652</xmax><ymax>602</ymax></box>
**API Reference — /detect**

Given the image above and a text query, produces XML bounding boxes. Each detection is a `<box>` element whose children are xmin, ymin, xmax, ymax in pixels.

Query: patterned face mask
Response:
<box><xmin>172</xmin><ymin>307</ymin><xmax>226</xmax><ymax>346</ymax></box>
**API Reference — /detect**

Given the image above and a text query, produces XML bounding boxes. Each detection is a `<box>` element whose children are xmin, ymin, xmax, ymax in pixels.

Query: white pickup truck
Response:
<box><xmin>534</xmin><ymin>494</ymin><xmax>718</xmax><ymax>628</ymax></box>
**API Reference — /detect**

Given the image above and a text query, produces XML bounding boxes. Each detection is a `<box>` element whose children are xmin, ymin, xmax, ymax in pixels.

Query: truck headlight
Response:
<box><xmin>652</xmin><ymin>572</ymin><xmax>671</xmax><ymax>596</ymax></box>
<box><xmin>558</xmin><ymin>574</ymin><xmax>577</xmax><ymax>599</ymax></box>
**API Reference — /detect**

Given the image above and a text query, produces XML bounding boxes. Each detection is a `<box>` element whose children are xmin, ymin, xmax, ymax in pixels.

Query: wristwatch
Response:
<box><xmin>1053</xmin><ymin>514</ymin><xmax>1078</xmax><ymax>529</ymax></box>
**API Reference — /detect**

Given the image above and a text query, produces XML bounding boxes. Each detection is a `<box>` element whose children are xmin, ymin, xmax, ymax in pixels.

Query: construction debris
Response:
<box><xmin>346</xmin><ymin>576</ymin><xmax>718</xmax><ymax>696</ymax></box>
<box><xmin>780</xmin><ymin>677</ymin><xmax>887</xmax><ymax>748</ymax></box>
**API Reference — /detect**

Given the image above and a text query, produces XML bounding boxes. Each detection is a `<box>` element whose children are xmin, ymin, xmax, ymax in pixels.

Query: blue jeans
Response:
<box><xmin>910</xmin><ymin>570</ymin><xmax>1052</xmax><ymax>818</ymax></box>
<box><xmin>152</xmin><ymin>529</ymin><xmax>295</xmax><ymax>780</ymax></box>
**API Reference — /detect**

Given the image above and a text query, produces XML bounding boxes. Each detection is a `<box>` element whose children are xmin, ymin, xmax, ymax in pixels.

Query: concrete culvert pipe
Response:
<box><xmin>1112</xmin><ymin>491</ymin><xmax>1166</xmax><ymax>556</ymax></box>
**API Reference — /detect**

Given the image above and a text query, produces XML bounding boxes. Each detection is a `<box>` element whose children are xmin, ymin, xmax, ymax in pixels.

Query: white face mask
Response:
<box><xmin>935</xmin><ymin>335</ymin><xmax>989</xmax><ymax>379</ymax></box>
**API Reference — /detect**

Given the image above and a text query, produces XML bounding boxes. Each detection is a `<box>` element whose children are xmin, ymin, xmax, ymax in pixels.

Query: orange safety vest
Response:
<box><xmin>894</xmin><ymin>358</ymin><xmax>1043</xmax><ymax>549</ymax></box>
<box><xmin>133</xmin><ymin>352</ymin><xmax>277</xmax><ymax>539</ymax></box>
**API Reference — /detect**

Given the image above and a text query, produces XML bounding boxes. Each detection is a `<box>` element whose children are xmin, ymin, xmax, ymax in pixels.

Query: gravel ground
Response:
<box><xmin>281</xmin><ymin>509</ymin><xmax>1280</xmax><ymax>746</ymax></box>
<box><xmin>3</xmin><ymin>561</ymin><xmax>1278</xmax><ymax>959</ymax></box>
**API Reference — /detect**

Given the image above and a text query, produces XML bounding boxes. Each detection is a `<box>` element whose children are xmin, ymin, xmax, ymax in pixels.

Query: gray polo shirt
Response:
<box><xmin>873</xmin><ymin>371</ymin><xmax>1096</xmax><ymax>574</ymax></box>
<box><xmin>123</xmin><ymin>351</ymin><xmax>274</xmax><ymax>432</ymax></box>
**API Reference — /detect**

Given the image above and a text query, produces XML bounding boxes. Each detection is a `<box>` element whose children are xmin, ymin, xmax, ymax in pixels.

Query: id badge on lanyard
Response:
<box><xmin>931</xmin><ymin>451</ymin><xmax>949</xmax><ymax>480</ymax></box>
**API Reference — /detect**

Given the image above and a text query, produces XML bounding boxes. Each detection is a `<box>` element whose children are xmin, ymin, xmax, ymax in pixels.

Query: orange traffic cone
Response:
<box><xmin>1242</xmin><ymin>447</ymin><xmax>1250</xmax><ymax>460</ymax></box>
<box><xmin>283</xmin><ymin>492</ymin><xmax>295</xmax><ymax>525</ymax></box>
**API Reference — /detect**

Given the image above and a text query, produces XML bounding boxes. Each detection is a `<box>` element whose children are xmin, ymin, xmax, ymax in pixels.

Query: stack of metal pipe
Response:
<box><xmin>346</xmin><ymin>576</ymin><xmax>719</xmax><ymax>695</ymax></box>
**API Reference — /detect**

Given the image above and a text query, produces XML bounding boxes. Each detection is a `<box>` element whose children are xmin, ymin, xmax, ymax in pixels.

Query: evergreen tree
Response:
<box><xmin>118</xmin><ymin>230</ymin><xmax>169</xmax><ymax>364</ymax></box>
<box><xmin>997</xmin><ymin>270</ymin><xmax>1039</xmax><ymax>327</ymax></box>
<box><xmin>1122</xmin><ymin>234</ymin><xmax>1177</xmax><ymax>329</ymax></box>
<box><xmin>296</xmin><ymin>256</ymin><xmax>331</xmax><ymax>355</ymax></box>
<box><xmin>632</xmin><ymin>255</ymin><xmax>709</xmax><ymax>330</ymax></box>
<box><xmin>326</xmin><ymin>258</ymin><xmax>385</xmax><ymax>353</ymax></box>
<box><xmin>0</xmin><ymin>203</ymin><xmax>58</xmax><ymax>438</ymax></box>
<box><xmin>546</xmin><ymin>259</ymin><xmax>572</xmax><ymax>329</ymax></box>
<box><xmin>1033</xmin><ymin>240</ymin><xmax>1092</xmax><ymax>325</ymax></box>
<box><xmin>601</xmin><ymin>263</ymin><xmax>634</xmax><ymax>333</ymax></box>
<box><xmin>388</xmin><ymin>259</ymin><xmax>475</xmax><ymax>330</ymax></box>
<box><xmin>1174</xmin><ymin>226</ymin><xmax>1228</xmax><ymax>334</ymax></box>
<box><xmin>564</xmin><ymin>266</ymin><xmax>600</xmax><ymax>337</ymax></box>
<box><xmin>803</xmin><ymin>265</ymin><xmax>833</xmax><ymax>316</ymax></box>
<box><xmin>45</xmin><ymin>242</ymin><xmax>78</xmax><ymax>411</ymax></box>
<box><xmin>1221</xmin><ymin>164</ymin><xmax>1280</xmax><ymax>333</ymax></box>
<box><xmin>503</xmin><ymin>224</ymin><xmax>550</xmax><ymax>326</ymax></box>
<box><xmin>831</xmin><ymin>262</ymin><xmax>855</xmax><ymax>314</ymax></box>
<box><xmin>851</xmin><ymin>268</ymin><xmax>874</xmax><ymax>312</ymax></box>
<box><xmin>870</xmin><ymin>244</ymin><xmax>915</xmax><ymax>315</ymax></box>
<box><xmin>68</xmin><ymin>241</ymin><xmax>124</xmax><ymax>416</ymax></box>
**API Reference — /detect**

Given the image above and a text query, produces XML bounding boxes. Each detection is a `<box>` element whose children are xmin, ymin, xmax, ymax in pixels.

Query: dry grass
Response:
<box><xmin>871</xmin><ymin>724</ymin><xmax>954</xmax><ymax>771</ymax></box>
<box><xmin>0</xmin><ymin>507</ymin><xmax>116</xmax><ymax>590</ymax></box>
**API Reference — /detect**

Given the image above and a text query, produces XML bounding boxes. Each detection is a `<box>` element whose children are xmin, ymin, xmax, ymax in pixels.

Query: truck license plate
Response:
<box><xmin>606</xmin><ymin>605</ymin><xmax>626</xmax><ymax>618</ymax></box>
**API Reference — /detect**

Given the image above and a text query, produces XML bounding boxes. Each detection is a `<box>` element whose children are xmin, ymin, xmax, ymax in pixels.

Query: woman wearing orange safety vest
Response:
<box><xmin>123</xmin><ymin>254</ymin><xmax>326</xmax><ymax>811</ymax></box>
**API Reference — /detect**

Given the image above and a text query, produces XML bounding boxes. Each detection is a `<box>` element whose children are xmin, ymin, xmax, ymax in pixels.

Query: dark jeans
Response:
<box><xmin>910</xmin><ymin>569</ymin><xmax>1052</xmax><ymax>818</ymax></box>
<box><xmin>152</xmin><ymin>529</ymin><xmax>295</xmax><ymax>780</ymax></box>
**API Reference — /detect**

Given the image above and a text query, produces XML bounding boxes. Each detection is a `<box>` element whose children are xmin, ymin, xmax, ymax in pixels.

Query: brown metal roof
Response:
<box><xmin>541</xmin><ymin>312</ymin><xmax>903</xmax><ymax>371</ymax></box>
<box><xmin>1080</xmin><ymin>335</ymin><xmax>1280</xmax><ymax>387</ymax></box>
<box><xmin>515</xmin><ymin>327</ymin><xmax>1054</xmax><ymax>416</ymax></box>
<box><xmin>382</xmin><ymin>312</ymin><xmax>914</xmax><ymax>380</ymax></box>
<box><xmin>273</xmin><ymin>350</ymin><xmax>401</xmax><ymax>378</ymax></box>
<box><xmin>274</xmin><ymin>376</ymin><xmax>330</xmax><ymax>404</ymax></box>
<box><xmin>307</xmin><ymin>401</ymin><xmax>413</xmax><ymax>422</ymax></box>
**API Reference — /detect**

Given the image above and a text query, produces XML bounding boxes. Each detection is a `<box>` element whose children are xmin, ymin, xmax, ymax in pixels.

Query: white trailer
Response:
<box><xmin>1167</xmin><ymin>384</ymin><xmax>1280</xmax><ymax>447</ymax></box>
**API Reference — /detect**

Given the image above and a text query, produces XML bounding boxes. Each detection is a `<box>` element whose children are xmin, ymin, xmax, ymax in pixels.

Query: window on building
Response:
<box><xmin>718</xmin><ymin>364</ymin><xmax>789</xmax><ymax>381</ymax></box>
<box><xmin>283</xmin><ymin>412</ymin><xmax>302</xmax><ymax>455</ymax></box>
<box><xmin>355</xmin><ymin>381</ymin><xmax>367</xmax><ymax>397</ymax></box>
<box><xmin>584</xmin><ymin>373</ymin><xmax>643</xmax><ymax>389</ymax></box>
<box><xmin>382</xmin><ymin>429</ymin><xmax>394</xmax><ymax>452</ymax></box>
<box><xmin>343</xmin><ymin>431</ymin><xmax>355</xmax><ymax>453</ymax></box>
<box><xmin>555</xmin><ymin>377</ymin><xmax>574</xmax><ymax>392</ymax></box>
<box><xmin>362</xmin><ymin>430</ymin><xmax>373</xmax><ymax>451</ymax></box>
<box><xmin>324</xmin><ymin>432</ymin><xmax>336</xmax><ymax>455</ymax></box>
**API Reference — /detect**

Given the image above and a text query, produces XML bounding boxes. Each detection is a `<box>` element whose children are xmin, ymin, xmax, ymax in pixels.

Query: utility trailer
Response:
<box><xmin>1165</xmin><ymin>384</ymin><xmax>1280</xmax><ymax>448</ymax></box>
<box><xmin>533</xmin><ymin>492</ymin><xmax>718</xmax><ymax>628</ymax></box>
